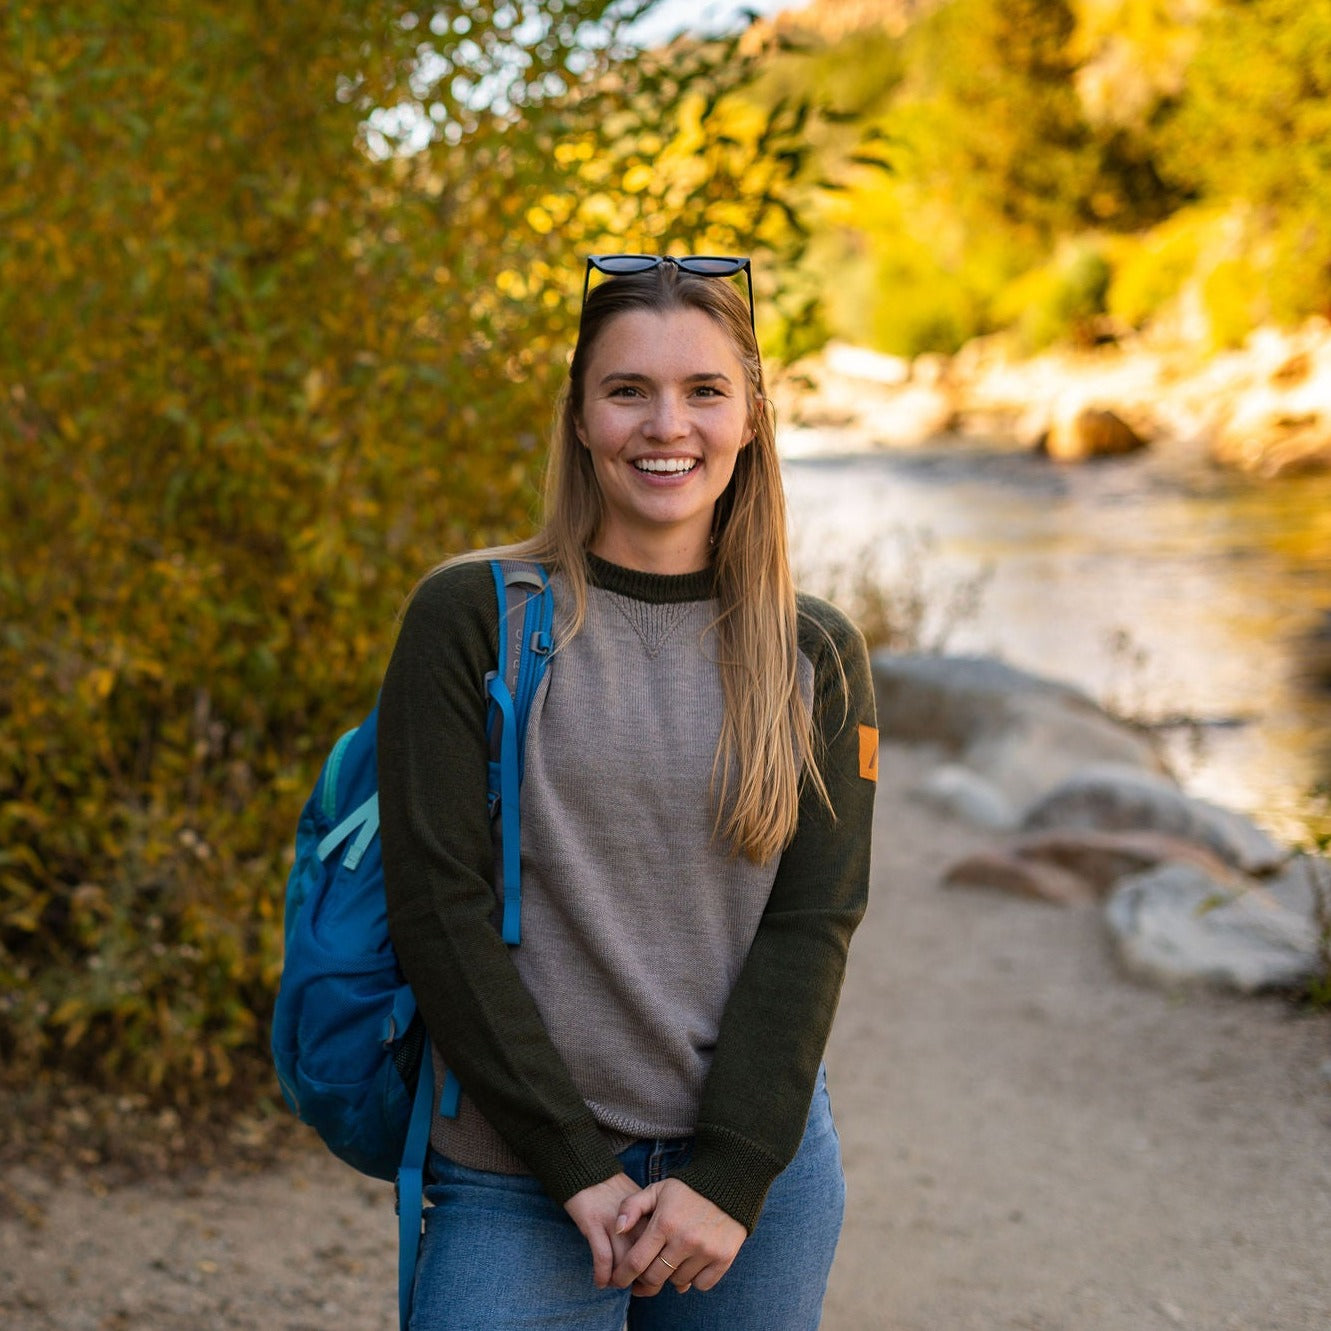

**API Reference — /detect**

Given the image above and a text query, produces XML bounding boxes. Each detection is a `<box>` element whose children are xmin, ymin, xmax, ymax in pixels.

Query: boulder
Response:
<box><xmin>871</xmin><ymin>654</ymin><xmax>1166</xmax><ymax>809</ymax></box>
<box><xmin>866</xmin><ymin>383</ymin><xmax>956</xmax><ymax>447</ymax></box>
<box><xmin>1105</xmin><ymin>858</ymin><xmax>1327</xmax><ymax>994</ymax></box>
<box><xmin>1044</xmin><ymin>406</ymin><xmax>1147</xmax><ymax>463</ymax></box>
<box><xmin>940</xmin><ymin>828</ymin><xmax>1241</xmax><ymax>909</ymax></box>
<box><xmin>1006</xmin><ymin>828</ymin><xmax>1241</xmax><ymax>896</ymax></box>
<box><xmin>912</xmin><ymin>763</ymin><xmax>1019</xmax><ymax>831</ymax></box>
<box><xmin>1210</xmin><ymin>406</ymin><xmax>1331</xmax><ymax>477</ymax></box>
<box><xmin>1021</xmin><ymin>763</ymin><xmax>1286</xmax><ymax>876</ymax></box>
<box><xmin>824</xmin><ymin>342</ymin><xmax>911</xmax><ymax>386</ymax></box>
<box><xmin>1204</xmin><ymin>329</ymin><xmax>1331</xmax><ymax>475</ymax></box>
<box><xmin>943</xmin><ymin>850</ymin><xmax>1098</xmax><ymax>905</ymax></box>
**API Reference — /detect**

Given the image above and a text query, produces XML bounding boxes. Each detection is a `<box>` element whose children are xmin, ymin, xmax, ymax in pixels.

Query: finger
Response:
<box><xmin>610</xmin><ymin>1203</ymin><xmax>667</xmax><ymax>1288</ymax></box>
<box><xmin>609</xmin><ymin>1224</ymin><xmax>637</xmax><ymax>1269</ymax></box>
<box><xmin>612</xmin><ymin>1246</ymin><xmax>653</xmax><ymax>1291</ymax></box>
<box><xmin>689</xmin><ymin>1254</ymin><xmax>736</xmax><ymax>1294</ymax></box>
<box><xmin>652</xmin><ymin>1251</ymin><xmax>684</xmax><ymax>1286</ymax></box>
<box><xmin>662</xmin><ymin>1254</ymin><xmax>703</xmax><ymax>1296</ymax></box>
<box><xmin>615</xmin><ymin>1235</ymin><xmax>674</xmax><ymax>1293</ymax></box>
<box><xmin>614</xmin><ymin>1183</ymin><xmax>660</xmax><ymax>1237</ymax></box>
<box><xmin>583</xmin><ymin>1224</ymin><xmax>614</xmax><ymax>1290</ymax></box>
<box><xmin>628</xmin><ymin>1250</ymin><xmax>679</xmax><ymax>1298</ymax></box>
<box><xmin>630</xmin><ymin>1271</ymin><xmax>692</xmax><ymax>1298</ymax></box>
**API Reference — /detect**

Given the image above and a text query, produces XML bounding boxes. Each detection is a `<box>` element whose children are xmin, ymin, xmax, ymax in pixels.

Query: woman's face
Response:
<box><xmin>575</xmin><ymin>305</ymin><xmax>754</xmax><ymax>574</ymax></box>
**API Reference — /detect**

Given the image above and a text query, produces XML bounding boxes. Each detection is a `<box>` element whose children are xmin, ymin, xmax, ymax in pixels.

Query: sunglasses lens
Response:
<box><xmin>677</xmin><ymin>257</ymin><xmax>745</xmax><ymax>276</ymax></box>
<box><xmin>591</xmin><ymin>255</ymin><xmax>660</xmax><ymax>275</ymax></box>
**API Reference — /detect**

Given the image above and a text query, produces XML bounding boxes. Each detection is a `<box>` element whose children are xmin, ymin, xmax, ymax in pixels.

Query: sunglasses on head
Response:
<box><xmin>582</xmin><ymin>254</ymin><xmax>755</xmax><ymax>332</ymax></box>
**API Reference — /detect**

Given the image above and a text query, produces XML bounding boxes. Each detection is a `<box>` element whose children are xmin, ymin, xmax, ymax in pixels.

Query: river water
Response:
<box><xmin>782</xmin><ymin>436</ymin><xmax>1331</xmax><ymax>840</ymax></box>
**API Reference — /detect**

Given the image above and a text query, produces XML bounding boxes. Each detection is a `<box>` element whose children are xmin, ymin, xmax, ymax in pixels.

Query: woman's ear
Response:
<box><xmin>746</xmin><ymin>393</ymin><xmax>765</xmax><ymax>445</ymax></box>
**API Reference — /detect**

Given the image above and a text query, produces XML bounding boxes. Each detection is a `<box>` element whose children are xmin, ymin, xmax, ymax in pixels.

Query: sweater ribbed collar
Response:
<box><xmin>586</xmin><ymin>552</ymin><xmax>716</xmax><ymax>604</ymax></box>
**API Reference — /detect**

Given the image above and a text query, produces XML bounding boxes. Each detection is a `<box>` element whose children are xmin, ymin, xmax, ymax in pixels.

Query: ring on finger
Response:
<box><xmin>656</xmin><ymin>1254</ymin><xmax>678</xmax><ymax>1271</ymax></box>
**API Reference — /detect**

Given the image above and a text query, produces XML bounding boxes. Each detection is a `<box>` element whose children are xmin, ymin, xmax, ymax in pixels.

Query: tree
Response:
<box><xmin>901</xmin><ymin>0</ymin><xmax>1095</xmax><ymax>243</ymax></box>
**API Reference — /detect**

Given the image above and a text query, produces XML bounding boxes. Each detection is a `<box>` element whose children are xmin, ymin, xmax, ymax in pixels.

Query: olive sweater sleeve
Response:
<box><xmin>377</xmin><ymin>563</ymin><xmax>624</xmax><ymax>1206</ymax></box>
<box><xmin>669</xmin><ymin>595</ymin><xmax>877</xmax><ymax>1231</ymax></box>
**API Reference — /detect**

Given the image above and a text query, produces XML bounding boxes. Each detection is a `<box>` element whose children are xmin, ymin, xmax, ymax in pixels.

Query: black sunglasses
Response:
<box><xmin>582</xmin><ymin>254</ymin><xmax>755</xmax><ymax>332</ymax></box>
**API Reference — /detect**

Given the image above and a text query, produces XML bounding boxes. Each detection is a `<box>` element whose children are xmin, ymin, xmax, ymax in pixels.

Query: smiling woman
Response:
<box><xmin>374</xmin><ymin>253</ymin><xmax>877</xmax><ymax>1331</ymax></box>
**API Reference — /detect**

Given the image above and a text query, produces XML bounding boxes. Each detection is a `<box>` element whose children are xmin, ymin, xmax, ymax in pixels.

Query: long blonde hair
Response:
<box><xmin>430</xmin><ymin>262</ymin><xmax>830</xmax><ymax>863</ymax></box>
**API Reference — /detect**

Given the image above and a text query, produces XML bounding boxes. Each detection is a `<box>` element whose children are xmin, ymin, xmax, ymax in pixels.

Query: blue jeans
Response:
<box><xmin>409</xmin><ymin>1070</ymin><xmax>845</xmax><ymax>1330</ymax></box>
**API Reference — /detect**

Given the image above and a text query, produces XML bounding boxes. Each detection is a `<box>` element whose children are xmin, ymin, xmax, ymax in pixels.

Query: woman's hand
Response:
<box><xmin>563</xmin><ymin>1173</ymin><xmax>646</xmax><ymax>1288</ymax></box>
<box><xmin>609</xmin><ymin>1178</ymin><xmax>747</xmax><ymax>1296</ymax></box>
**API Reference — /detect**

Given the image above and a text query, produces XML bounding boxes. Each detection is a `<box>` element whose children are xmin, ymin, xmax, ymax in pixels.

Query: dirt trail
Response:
<box><xmin>3</xmin><ymin>742</ymin><xmax>1330</xmax><ymax>1330</ymax></box>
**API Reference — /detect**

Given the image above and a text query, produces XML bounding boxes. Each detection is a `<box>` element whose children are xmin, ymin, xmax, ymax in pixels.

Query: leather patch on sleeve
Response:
<box><xmin>858</xmin><ymin>725</ymin><xmax>879</xmax><ymax>782</ymax></box>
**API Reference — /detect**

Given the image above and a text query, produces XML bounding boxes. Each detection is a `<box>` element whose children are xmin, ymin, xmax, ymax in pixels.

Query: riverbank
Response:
<box><xmin>2</xmin><ymin>738</ymin><xmax>1327</xmax><ymax>1329</ymax></box>
<box><xmin>774</xmin><ymin>322</ymin><xmax>1331</xmax><ymax>477</ymax></box>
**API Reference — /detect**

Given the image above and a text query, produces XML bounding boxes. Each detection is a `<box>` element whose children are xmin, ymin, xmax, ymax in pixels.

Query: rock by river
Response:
<box><xmin>1022</xmin><ymin>763</ymin><xmax>1286</xmax><ymax>875</ymax></box>
<box><xmin>872</xmin><ymin>650</ymin><xmax>1327</xmax><ymax>996</ymax></box>
<box><xmin>1105</xmin><ymin>857</ymin><xmax>1328</xmax><ymax>994</ymax></box>
<box><xmin>1040</xmin><ymin>406</ymin><xmax>1147</xmax><ymax>463</ymax></box>
<box><xmin>872</xmin><ymin>652</ymin><xmax>1165</xmax><ymax>813</ymax></box>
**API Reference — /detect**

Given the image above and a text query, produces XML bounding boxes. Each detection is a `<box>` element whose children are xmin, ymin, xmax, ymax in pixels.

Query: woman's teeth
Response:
<box><xmin>634</xmin><ymin>458</ymin><xmax>697</xmax><ymax>474</ymax></box>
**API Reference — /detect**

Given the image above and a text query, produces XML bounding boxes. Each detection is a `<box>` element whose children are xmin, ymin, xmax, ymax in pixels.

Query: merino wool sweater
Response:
<box><xmin>378</xmin><ymin>554</ymin><xmax>876</xmax><ymax>1232</ymax></box>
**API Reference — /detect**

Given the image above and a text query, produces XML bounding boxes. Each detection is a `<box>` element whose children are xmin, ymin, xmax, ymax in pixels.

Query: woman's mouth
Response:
<box><xmin>633</xmin><ymin>457</ymin><xmax>698</xmax><ymax>474</ymax></box>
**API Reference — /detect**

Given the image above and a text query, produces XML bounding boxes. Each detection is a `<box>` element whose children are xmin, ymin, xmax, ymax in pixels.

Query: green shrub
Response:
<box><xmin>1105</xmin><ymin>205</ymin><xmax>1249</xmax><ymax>337</ymax></box>
<box><xmin>993</xmin><ymin>242</ymin><xmax>1112</xmax><ymax>351</ymax></box>
<box><xmin>870</xmin><ymin>269</ymin><xmax>980</xmax><ymax>357</ymax></box>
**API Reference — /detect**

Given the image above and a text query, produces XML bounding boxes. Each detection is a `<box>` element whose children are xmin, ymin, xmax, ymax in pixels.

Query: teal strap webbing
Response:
<box><xmin>513</xmin><ymin>569</ymin><xmax>553</xmax><ymax>773</ymax></box>
<box><xmin>320</xmin><ymin>727</ymin><xmax>358</xmax><ymax>822</ymax></box>
<box><xmin>316</xmin><ymin>793</ymin><xmax>378</xmax><ymax>869</ymax></box>
<box><xmin>486</xmin><ymin>672</ymin><xmax>522</xmax><ymax>945</ymax></box>
<box><xmin>396</xmin><ymin>1045</ymin><xmax>436</xmax><ymax>1331</ymax></box>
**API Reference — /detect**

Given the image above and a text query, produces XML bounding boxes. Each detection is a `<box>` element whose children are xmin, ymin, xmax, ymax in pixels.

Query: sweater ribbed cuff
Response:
<box><xmin>517</xmin><ymin>1116</ymin><xmax>625</xmax><ymax>1207</ymax></box>
<box><xmin>668</xmin><ymin>1123</ymin><xmax>787</xmax><ymax>1233</ymax></box>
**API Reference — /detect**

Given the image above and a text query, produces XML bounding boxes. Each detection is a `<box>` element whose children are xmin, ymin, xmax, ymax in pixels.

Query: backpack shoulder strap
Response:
<box><xmin>485</xmin><ymin>559</ymin><xmax>553</xmax><ymax>946</ymax></box>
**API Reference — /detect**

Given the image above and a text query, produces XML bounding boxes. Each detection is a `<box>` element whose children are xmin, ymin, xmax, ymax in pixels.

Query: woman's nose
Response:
<box><xmin>642</xmin><ymin>394</ymin><xmax>688</xmax><ymax>441</ymax></box>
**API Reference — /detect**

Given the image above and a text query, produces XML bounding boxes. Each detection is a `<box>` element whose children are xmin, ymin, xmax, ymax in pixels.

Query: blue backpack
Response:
<box><xmin>271</xmin><ymin>559</ymin><xmax>554</xmax><ymax>1331</ymax></box>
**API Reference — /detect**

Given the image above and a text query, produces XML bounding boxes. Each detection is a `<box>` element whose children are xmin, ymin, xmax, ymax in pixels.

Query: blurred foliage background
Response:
<box><xmin>783</xmin><ymin>0</ymin><xmax>1331</xmax><ymax>357</ymax></box>
<box><xmin>4</xmin><ymin>0</ymin><xmax>1331</xmax><ymax>1130</ymax></box>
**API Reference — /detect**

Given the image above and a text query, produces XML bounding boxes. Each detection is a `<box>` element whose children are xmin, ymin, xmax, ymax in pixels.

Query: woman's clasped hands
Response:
<box><xmin>563</xmin><ymin>1175</ymin><xmax>747</xmax><ymax>1298</ymax></box>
